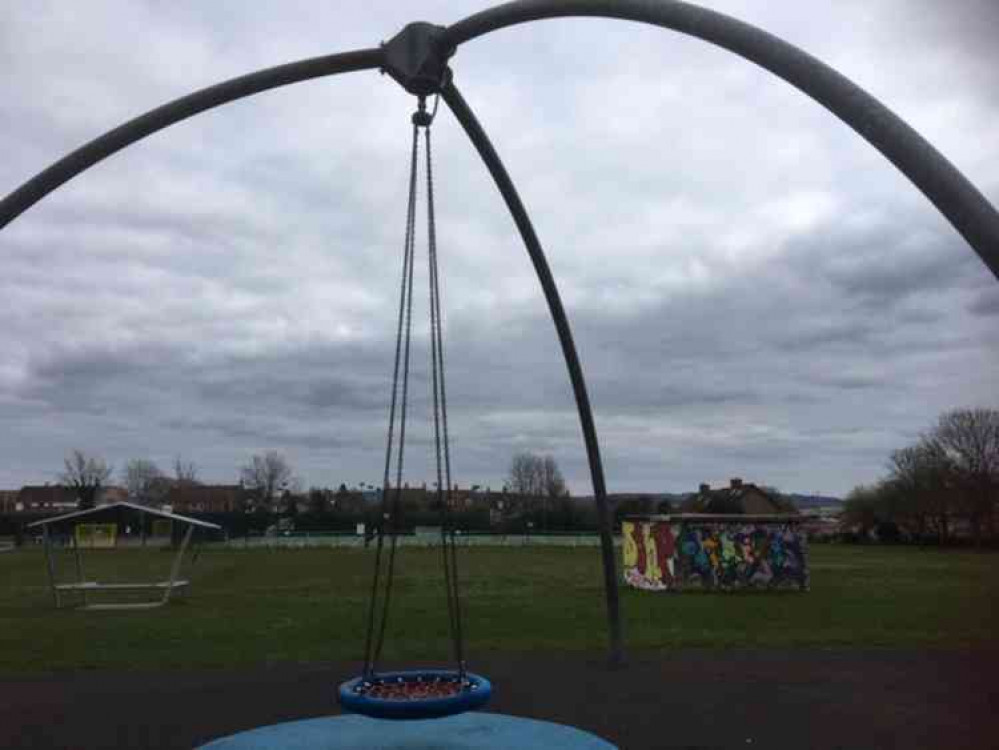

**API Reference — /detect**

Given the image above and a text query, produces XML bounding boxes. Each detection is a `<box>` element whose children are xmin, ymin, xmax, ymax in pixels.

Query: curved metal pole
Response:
<box><xmin>0</xmin><ymin>48</ymin><xmax>382</xmax><ymax>230</ymax></box>
<box><xmin>441</xmin><ymin>80</ymin><xmax>624</xmax><ymax>667</ymax></box>
<box><xmin>443</xmin><ymin>0</ymin><xmax>999</xmax><ymax>281</ymax></box>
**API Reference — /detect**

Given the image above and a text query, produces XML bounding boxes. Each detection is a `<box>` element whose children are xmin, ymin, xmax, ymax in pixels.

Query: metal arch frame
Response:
<box><xmin>2</xmin><ymin>0</ymin><xmax>998</xmax><ymax>667</ymax></box>
<box><xmin>444</xmin><ymin>1</ymin><xmax>999</xmax><ymax>279</ymax></box>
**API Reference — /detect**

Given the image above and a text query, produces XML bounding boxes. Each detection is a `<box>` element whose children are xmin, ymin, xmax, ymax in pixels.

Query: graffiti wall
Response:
<box><xmin>622</xmin><ymin>516</ymin><xmax>809</xmax><ymax>592</ymax></box>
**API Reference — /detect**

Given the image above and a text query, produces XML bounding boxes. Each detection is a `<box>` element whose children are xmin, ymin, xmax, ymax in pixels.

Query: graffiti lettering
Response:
<box><xmin>622</xmin><ymin>518</ymin><xmax>809</xmax><ymax>592</ymax></box>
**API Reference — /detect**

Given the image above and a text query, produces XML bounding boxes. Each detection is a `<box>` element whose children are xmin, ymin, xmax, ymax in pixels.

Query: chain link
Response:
<box><xmin>364</xmin><ymin>99</ymin><xmax>466</xmax><ymax>680</ymax></box>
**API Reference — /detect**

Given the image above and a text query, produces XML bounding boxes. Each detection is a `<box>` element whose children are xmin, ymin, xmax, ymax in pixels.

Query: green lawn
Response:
<box><xmin>0</xmin><ymin>544</ymin><xmax>995</xmax><ymax>672</ymax></box>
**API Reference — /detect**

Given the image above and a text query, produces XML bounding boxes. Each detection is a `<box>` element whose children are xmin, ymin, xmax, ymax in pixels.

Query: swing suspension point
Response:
<box><xmin>381</xmin><ymin>22</ymin><xmax>455</xmax><ymax>99</ymax></box>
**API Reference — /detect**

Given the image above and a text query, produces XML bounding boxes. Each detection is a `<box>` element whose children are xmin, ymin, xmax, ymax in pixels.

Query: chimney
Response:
<box><xmin>699</xmin><ymin>483</ymin><xmax>710</xmax><ymax>494</ymax></box>
<box><xmin>730</xmin><ymin>477</ymin><xmax>743</xmax><ymax>489</ymax></box>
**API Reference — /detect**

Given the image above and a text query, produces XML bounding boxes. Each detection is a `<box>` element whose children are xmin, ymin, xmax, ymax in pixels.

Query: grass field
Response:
<box><xmin>0</xmin><ymin>544</ymin><xmax>995</xmax><ymax>673</ymax></box>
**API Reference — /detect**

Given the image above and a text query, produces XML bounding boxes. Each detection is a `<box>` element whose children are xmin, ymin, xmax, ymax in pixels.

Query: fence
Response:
<box><xmin>217</xmin><ymin>531</ymin><xmax>620</xmax><ymax>550</ymax></box>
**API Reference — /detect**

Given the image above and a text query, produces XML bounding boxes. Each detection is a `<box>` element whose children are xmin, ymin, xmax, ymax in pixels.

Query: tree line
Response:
<box><xmin>52</xmin><ymin>448</ymin><xmax>578</xmax><ymax>522</ymax></box>
<box><xmin>842</xmin><ymin>408</ymin><xmax>999</xmax><ymax>545</ymax></box>
<box><xmin>57</xmin><ymin>448</ymin><xmax>301</xmax><ymax>511</ymax></box>
<box><xmin>59</xmin><ymin>450</ymin><xmax>201</xmax><ymax>510</ymax></box>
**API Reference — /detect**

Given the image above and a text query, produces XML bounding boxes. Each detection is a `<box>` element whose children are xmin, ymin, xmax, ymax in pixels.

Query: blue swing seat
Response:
<box><xmin>338</xmin><ymin>669</ymin><xmax>492</xmax><ymax>720</ymax></box>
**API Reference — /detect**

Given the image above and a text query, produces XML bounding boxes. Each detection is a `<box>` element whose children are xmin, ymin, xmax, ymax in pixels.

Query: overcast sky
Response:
<box><xmin>2</xmin><ymin>0</ymin><xmax>997</xmax><ymax>498</ymax></box>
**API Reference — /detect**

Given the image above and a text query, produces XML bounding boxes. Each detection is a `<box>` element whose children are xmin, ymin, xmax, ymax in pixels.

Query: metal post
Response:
<box><xmin>442</xmin><ymin>80</ymin><xmax>625</xmax><ymax>667</ymax></box>
<box><xmin>71</xmin><ymin>528</ymin><xmax>87</xmax><ymax>608</ymax></box>
<box><xmin>42</xmin><ymin>526</ymin><xmax>59</xmax><ymax>608</ymax></box>
<box><xmin>163</xmin><ymin>524</ymin><xmax>194</xmax><ymax>604</ymax></box>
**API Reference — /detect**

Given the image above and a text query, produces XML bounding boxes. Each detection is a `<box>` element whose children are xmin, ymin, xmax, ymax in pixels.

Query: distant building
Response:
<box><xmin>16</xmin><ymin>485</ymin><xmax>80</xmax><ymax>512</ymax></box>
<box><xmin>360</xmin><ymin>488</ymin><xmax>381</xmax><ymax>505</ymax></box>
<box><xmin>390</xmin><ymin>486</ymin><xmax>430</xmax><ymax>509</ymax></box>
<box><xmin>377</xmin><ymin>484</ymin><xmax>483</xmax><ymax>512</ymax></box>
<box><xmin>466</xmin><ymin>487</ymin><xmax>504</xmax><ymax>510</ymax></box>
<box><xmin>0</xmin><ymin>490</ymin><xmax>20</xmax><ymax>513</ymax></box>
<box><xmin>610</xmin><ymin>493</ymin><xmax>676</xmax><ymax>515</ymax></box>
<box><xmin>101</xmin><ymin>486</ymin><xmax>129</xmax><ymax>504</ymax></box>
<box><xmin>5</xmin><ymin>485</ymin><xmax>131</xmax><ymax>513</ymax></box>
<box><xmin>163</xmin><ymin>484</ymin><xmax>247</xmax><ymax>513</ymax></box>
<box><xmin>681</xmin><ymin>478</ymin><xmax>794</xmax><ymax>515</ymax></box>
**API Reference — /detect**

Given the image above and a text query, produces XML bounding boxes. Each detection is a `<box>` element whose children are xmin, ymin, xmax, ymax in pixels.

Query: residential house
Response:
<box><xmin>680</xmin><ymin>478</ymin><xmax>795</xmax><ymax>515</ymax></box>
<box><xmin>101</xmin><ymin>486</ymin><xmax>129</xmax><ymax>504</ymax></box>
<box><xmin>379</xmin><ymin>484</ymin><xmax>475</xmax><ymax>512</ymax></box>
<box><xmin>16</xmin><ymin>485</ymin><xmax>80</xmax><ymax>512</ymax></box>
<box><xmin>0</xmin><ymin>490</ymin><xmax>20</xmax><ymax>513</ymax></box>
<box><xmin>610</xmin><ymin>493</ymin><xmax>675</xmax><ymax>516</ymax></box>
<box><xmin>163</xmin><ymin>484</ymin><xmax>248</xmax><ymax>513</ymax></box>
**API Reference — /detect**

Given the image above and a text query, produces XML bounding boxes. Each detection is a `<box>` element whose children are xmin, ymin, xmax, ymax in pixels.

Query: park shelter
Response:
<box><xmin>623</xmin><ymin>514</ymin><xmax>809</xmax><ymax>592</ymax></box>
<box><xmin>27</xmin><ymin>501</ymin><xmax>221</xmax><ymax>610</ymax></box>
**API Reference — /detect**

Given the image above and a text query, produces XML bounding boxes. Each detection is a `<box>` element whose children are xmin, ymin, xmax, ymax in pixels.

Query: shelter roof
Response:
<box><xmin>26</xmin><ymin>501</ymin><xmax>221</xmax><ymax>530</ymax></box>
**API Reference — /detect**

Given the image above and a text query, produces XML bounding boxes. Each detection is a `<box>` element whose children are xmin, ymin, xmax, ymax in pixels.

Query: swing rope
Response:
<box><xmin>362</xmin><ymin>119</ymin><xmax>419</xmax><ymax>678</ymax></box>
<box><xmin>362</xmin><ymin>94</ymin><xmax>465</xmax><ymax>681</ymax></box>
<box><xmin>426</xmin><ymin>120</ymin><xmax>465</xmax><ymax>675</ymax></box>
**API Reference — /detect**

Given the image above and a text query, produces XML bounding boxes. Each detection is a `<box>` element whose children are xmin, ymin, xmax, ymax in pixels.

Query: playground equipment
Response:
<box><xmin>336</xmin><ymin>92</ymin><xmax>492</xmax><ymax>719</ymax></box>
<box><xmin>27</xmin><ymin>502</ymin><xmax>220</xmax><ymax>610</ymax></box>
<box><xmin>197</xmin><ymin>713</ymin><xmax>616</xmax><ymax>749</ymax></box>
<box><xmin>3</xmin><ymin>0</ymin><xmax>998</xmax><ymax>741</ymax></box>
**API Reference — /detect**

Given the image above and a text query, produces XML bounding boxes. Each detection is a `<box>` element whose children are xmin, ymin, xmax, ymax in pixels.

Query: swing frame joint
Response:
<box><xmin>382</xmin><ymin>22</ymin><xmax>454</xmax><ymax>97</ymax></box>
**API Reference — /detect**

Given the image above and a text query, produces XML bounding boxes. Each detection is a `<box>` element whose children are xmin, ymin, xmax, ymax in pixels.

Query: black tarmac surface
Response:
<box><xmin>2</xmin><ymin>649</ymin><xmax>995</xmax><ymax>749</ymax></box>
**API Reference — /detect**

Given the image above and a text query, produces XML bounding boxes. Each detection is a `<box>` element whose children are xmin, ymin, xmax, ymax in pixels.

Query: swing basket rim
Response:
<box><xmin>337</xmin><ymin>669</ymin><xmax>492</xmax><ymax>720</ymax></box>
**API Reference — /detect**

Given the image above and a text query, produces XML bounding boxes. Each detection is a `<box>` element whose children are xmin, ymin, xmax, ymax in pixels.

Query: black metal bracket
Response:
<box><xmin>382</xmin><ymin>22</ymin><xmax>454</xmax><ymax>97</ymax></box>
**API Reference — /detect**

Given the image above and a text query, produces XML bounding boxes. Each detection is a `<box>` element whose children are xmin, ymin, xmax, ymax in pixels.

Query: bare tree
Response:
<box><xmin>932</xmin><ymin>408</ymin><xmax>999</xmax><ymax>545</ymax></box>
<box><xmin>122</xmin><ymin>459</ymin><xmax>167</xmax><ymax>506</ymax></box>
<box><xmin>887</xmin><ymin>440</ymin><xmax>955</xmax><ymax>542</ymax></box>
<box><xmin>240</xmin><ymin>451</ymin><xmax>294</xmax><ymax>511</ymax></box>
<box><xmin>507</xmin><ymin>452</ymin><xmax>567</xmax><ymax>528</ymax></box>
<box><xmin>541</xmin><ymin>455</ymin><xmax>568</xmax><ymax>500</ymax></box>
<box><xmin>307</xmin><ymin>487</ymin><xmax>335</xmax><ymax>514</ymax></box>
<box><xmin>174</xmin><ymin>456</ymin><xmax>199</xmax><ymax>486</ymax></box>
<box><xmin>60</xmin><ymin>450</ymin><xmax>112</xmax><ymax>510</ymax></box>
<box><xmin>841</xmin><ymin>483</ymin><xmax>881</xmax><ymax>538</ymax></box>
<box><xmin>507</xmin><ymin>452</ymin><xmax>543</xmax><ymax>503</ymax></box>
<box><xmin>540</xmin><ymin>454</ymin><xmax>569</xmax><ymax>529</ymax></box>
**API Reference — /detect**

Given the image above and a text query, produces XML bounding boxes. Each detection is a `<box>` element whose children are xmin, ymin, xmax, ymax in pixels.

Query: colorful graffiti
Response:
<box><xmin>623</xmin><ymin>518</ymin><xmax>809</xmax><ymax>592</ymax></box>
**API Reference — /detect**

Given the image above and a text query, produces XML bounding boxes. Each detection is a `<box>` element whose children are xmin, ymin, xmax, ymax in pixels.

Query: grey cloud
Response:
<box><xmin>163</xmin><ymin>415</ymin><xmax>349</xmax><ymax>452</ymax></box>
<box><xmin>907</xmin><ymin>0</ymin><xmax>999</xmax><ymax>86</ymax></box>
<box><xmin>804</xmin><ymin>373</ymin><xmax>884</xmax><ymax>392</ymax></box>
<box><xmin>774</xmin><ymin>321</ymin><xmax>878</xmax><ymax>353</ymax></box>
<box><xmin>968</xmin><ymin>288</ymin><xmax>999</xmax><ymax>317</ymax></box>
<box><xmin>823</xmin><ymin>250</ymin><xmax>979</xmax><ymax>305</ymax></box>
